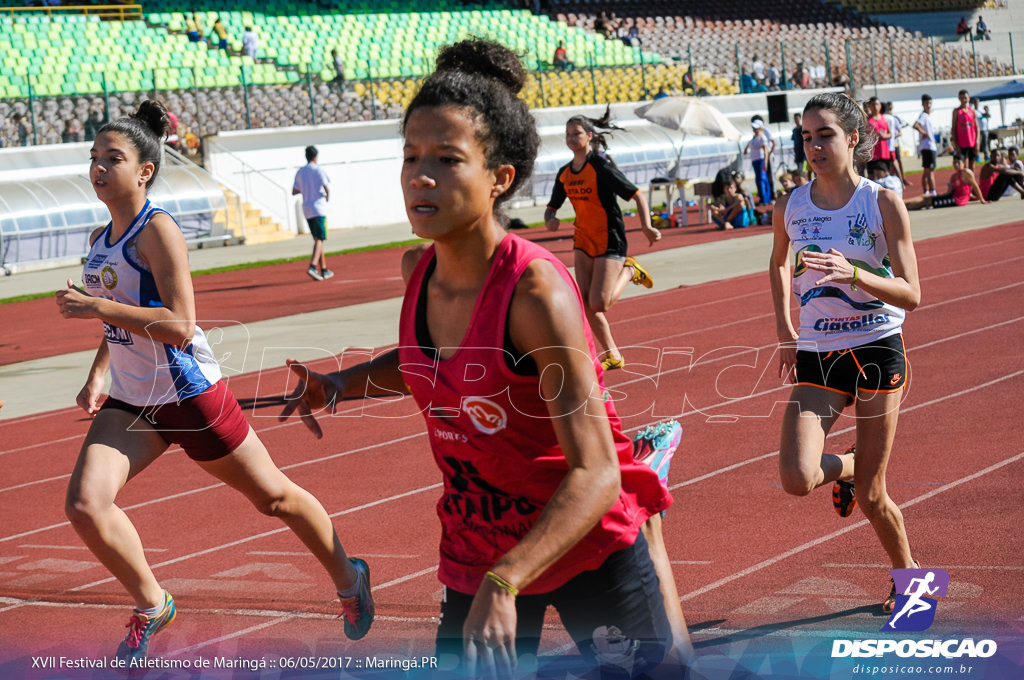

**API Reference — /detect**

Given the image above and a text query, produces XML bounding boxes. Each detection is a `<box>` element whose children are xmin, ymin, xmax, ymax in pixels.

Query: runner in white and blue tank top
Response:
<box><xmin>783</xmin><ymin>176</ymin><xmax>905</xmax><ymax>353</ymax></box>
<box><xmin>56</xmin><ymin>100</ymin><xmax>375</xmax><ymax>666</ymax></box>
<box><xmin>769</xmin><ymin>93</ymin><xmax>922</xmax><ymax>617</ymax></box>
<box><xmin>82</xmin><ymin>199</ymin><xmax>221</xmax><ymax>406</ymax></box>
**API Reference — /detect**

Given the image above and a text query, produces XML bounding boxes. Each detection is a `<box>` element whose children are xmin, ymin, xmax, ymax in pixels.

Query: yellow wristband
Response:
<box><xmin>851</xmin><ymin>266</ymin><xmax>859</xmax><ymax>290</ymax></box>
<box><xmin>484</xmin><ymin>571</ymin><xmax>519</xmax><ymax>598</ymax></box>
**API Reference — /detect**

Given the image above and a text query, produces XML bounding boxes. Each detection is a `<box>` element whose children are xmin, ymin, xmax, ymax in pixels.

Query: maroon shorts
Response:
<box><xmin>100</xmin><ymin>380</ymin><xmax>251</xmax><ymax>461</ymax></box>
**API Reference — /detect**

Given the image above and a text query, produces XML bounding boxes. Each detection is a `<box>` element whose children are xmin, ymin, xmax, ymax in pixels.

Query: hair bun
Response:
<box><xmin>434</xmin><ymin>38</ymin><xmax>526</xmax><ymax>95</ymax></box>
<box><xmin>133</xmin><ymin>100</ymin><xmax>171</xmax><ymax>140</ymax></box>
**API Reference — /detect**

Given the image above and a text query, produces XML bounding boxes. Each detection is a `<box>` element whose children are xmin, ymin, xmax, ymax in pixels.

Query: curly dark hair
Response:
<box><xmin>98</xmin><ymin>99</ymin><xmax>171</xmax><ymax>190</ymax></box>
<box><xmin>402</xmin><ymin>38</ymin><xmax>540</xmax><ymax>208</ymax></box>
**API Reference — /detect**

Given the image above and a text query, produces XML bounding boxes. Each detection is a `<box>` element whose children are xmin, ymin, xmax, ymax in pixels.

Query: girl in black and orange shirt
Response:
<box><xmin>545</xmin><ymin>110</ymin><xmax>660</xmax><ymax>369</ymax></box>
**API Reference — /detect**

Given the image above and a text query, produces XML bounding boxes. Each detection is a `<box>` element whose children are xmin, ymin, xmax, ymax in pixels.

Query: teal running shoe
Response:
<box><xmin>115</xmin><ymin>590</ymin><xmax>176</xmax><ymax>666</ymax></box>
<box><xmin>339</xmin><ymin>558</ymin><xmax>375</xmax><ymax>640</ymax></box>
<box><xmin>632</xmin><ymin>420</ymin><xmax>682</xmax><ymax>488</ymax></box>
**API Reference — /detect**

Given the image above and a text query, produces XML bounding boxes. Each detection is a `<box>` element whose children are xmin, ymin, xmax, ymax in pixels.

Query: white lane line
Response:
<box><xmin>0</xmin><ymin>432</ymin><xmax>427</xmax><ymax>543</ymax></box>
<box><xmin>669</xmin><ymin>369</ymin><xmax>1024</xmax><ymax>491</ymax></box>
<box><xmin>678</xmin><ymin>450</ymin><xmax>1024</xmax><ymax>602</ymax></box>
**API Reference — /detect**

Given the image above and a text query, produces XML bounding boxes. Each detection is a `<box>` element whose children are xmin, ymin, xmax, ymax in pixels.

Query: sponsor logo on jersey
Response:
<box><xmin>463</xmin><ymin>397</ymin><xmax>507</xmax><ymax>435</ymax></box>
<box><xmin>101</xmin><ymin>265</ymin><xmax>118</xmax><ymax>290</ymax></box>
<box><xmin>847</xmin><ymin>212</ymin><xmax>877</xmax><ymax>249</ymax></box>
<box><xmin>813</xmin><ymin>313</ymin><xmax>890</xmax><ymax>333</ymax></box>
<box><xmin>103</xmin><ymin>322</ymin><xmax>133</xmax><ymax>345</ymax></box>
<box><xmin>87</xmin><ymin>253</ymin><xmax>107</xmax><ymax>268</ymax></box>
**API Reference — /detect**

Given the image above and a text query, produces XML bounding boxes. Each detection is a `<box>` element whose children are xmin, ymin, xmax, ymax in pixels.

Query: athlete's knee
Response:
<box><xmin>250</xmin><ymin>492</ymin><xmax>290</xmax><ymax>517</ymax></box>
<box><xmin>587</xmin><ymin>292</ymin><xmax>614</xmax><ymax>314</ymax></box>
<box><xmin>64</xmin><ymin>486</ymin><xmax>109</xmax><ymax>527</ymax></box>
<box><xmin>779</xmin><ymin>469</ymin><xmax>817</xmax><ymax>497</ymax></box>
<box><xmin>854</xmin><ymin>486</ymin><xmax>893</xmax><ymax>521</ymax></box>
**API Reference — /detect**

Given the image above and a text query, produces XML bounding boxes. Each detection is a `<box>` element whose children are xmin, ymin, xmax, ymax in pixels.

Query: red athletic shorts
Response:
<box><xmin>100</xmin><ymin>380</ymin><xmax>251</xmax><ymax>461</ymax></box>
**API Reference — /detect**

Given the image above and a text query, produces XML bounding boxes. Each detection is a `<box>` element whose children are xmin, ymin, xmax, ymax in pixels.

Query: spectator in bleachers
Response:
<box><xmin>752</xmin><ymin>55</ymin><xmax>765</xmax><ymax>87</ymax></box>
<box><xmin>190</xmin><ymin>13</ymin><xmax>204</xmax><ymax>44</ymax></box>
<box><xmin>952</xmin><ymin>89</ymin><xmax>980</xmax><ymax>170</ymax></box>
<box><xmin>627</xmin><ymin>26</ymin><xmax>641</xmax><ymax>47</ymax></box>
<box><xmin>62</xmin><ymin>117</ymin><xmax>84</xmax><ymax>144</ymax></box>
<box><xmin>740</xmin><ymin>69</ymin><xmax>758</xmax><ymax>94</ymax></box>
<box><xmin>913</xmin><ymin>94</ymin><xmax>937</xmax><ymax>197</ymax></box>
<box><xmin>243</xmin><ymin>26</ymin><xmax>259</xmax><ymax>60</ymax></box>
<box><xmin>553</xmin><ymin>41</ymin><xmax>574</xmax><ymax>70</ymax></box>
<box><xmin>956</xmin><ymin>17</ymin><xmax>970</xmax><ymax>41</ymax></box>
<box><xmin>331</xmin><ymin>49</ymin><xmax>346</xmax><ymax>91</ymax></box>
<box><xmin>883</xmin><ymin>102</ymin><xmax>908</xmax><ymax>187</ymax></box>
<box><xmin>212</xmin><ymin>17</ymin><xmax>229</xmax><ymax>50</ymax></box>
<box><xmin>831</xmin><ymin>66</ymin><xmax>850</xmax><ymax>94</ymax></box>
<box><xmin>979</xmin><ymin>149</ymin><xmax>1024</xmax><ymax>201</ymax></box>
<box><xmin>186</xmin><ymin>13</ymin><xmax>201</xmax><ymax>42</ymax></box>
<box><xmin>976</xmin><ymin>16</ymin><xmax>991</xmax><ymax>41</ymax></box>
<box><xmin>594</xmin><ymin>11</ymin><xmax>609</xmax><ymax>37</ymax></box>
<box><xmin>791</xmin><ymin>62</ymin><xmax>810</xmax><ymax>89</ymax></box>
<box><xmin>16</xmin><ymin>115</ymin><xmax>31</xmax><ymax>146</ymax></box>
<box><xmin>84</xmin><ymin>105</ymin><xmax>106</xmax><ymax>142</ymax></box>
<box><xmin>767</xmin><ymin>62</ymin><xmax>781</xmax><ymax>91</ymax></box>
<box><xmin>681</xmin><ymin>68</ymin><xmax>694</xmax><ymax>95</ymax></box>
<box><xmin>654</xmin><ymin>86</ymin><xmax>669</xmax><ymax>100</ymax></box>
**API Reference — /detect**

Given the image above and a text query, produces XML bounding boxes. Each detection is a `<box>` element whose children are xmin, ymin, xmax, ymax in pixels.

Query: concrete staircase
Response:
<box><xmin>221</xmin><ymin>189</ymin><xmax>296</xmax><ymax>246</ymax></box>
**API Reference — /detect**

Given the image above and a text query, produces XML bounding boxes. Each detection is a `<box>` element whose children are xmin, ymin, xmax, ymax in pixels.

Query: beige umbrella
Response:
<box><xmin>634</xmin><ymin>96</ymin><xmax>742</xmax><ymax>140</ymax></box>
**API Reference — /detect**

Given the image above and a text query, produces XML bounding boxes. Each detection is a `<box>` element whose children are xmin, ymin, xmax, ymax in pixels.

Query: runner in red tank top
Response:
<box><xmin>280</xmin><ymin>39</ymin><xmax>692</xmax><ymax>678</ymax></box>
<box><xmin>951</xmin><ymin>89</ymin><xmax>980</xmax><ymax>170</ymax></box>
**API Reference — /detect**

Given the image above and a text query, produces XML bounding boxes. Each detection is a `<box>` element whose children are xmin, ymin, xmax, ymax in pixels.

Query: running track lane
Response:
<box><xmin>0</xmin><ymin>224</ymin><xmax>1022</xmax><ymax>669</ymax></box>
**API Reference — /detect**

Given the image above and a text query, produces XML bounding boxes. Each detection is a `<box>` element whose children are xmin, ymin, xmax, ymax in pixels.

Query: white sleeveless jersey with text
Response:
<box><xmin>82</xmin><ymin>200</ymin><xmax>221</xmax><ymax>406</ymax></box>
<box><xmin>783</xmin><ymin>178</ymin><xmax>905</xmax><ymax>352</ymax></box>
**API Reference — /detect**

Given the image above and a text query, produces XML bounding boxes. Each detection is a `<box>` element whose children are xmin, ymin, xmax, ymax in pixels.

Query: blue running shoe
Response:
<box><xmin>115</xmin><ymin>591</ymin><xmax>176</xmax><ymax>666</ymax></box>
<box><xmin>632</xmin><ymin>420</ymin><xmax>682</xmax><ymax>488</ymax></box>
<box><xmin>339</xmin><ymin>558</ymin><xmax>375</xmax><ymax>640</ymax></box>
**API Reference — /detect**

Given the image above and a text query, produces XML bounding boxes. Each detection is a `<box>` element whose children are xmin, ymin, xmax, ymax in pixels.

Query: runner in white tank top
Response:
<box><xmin>769</xmin><ymin>94</ymin><xmax>922</xmax><ymax>616</ymax></box>
<box><xmin>56</xmin><ymin>100</ymin><xmax>374</xmax><ymax>665</ymax></box>
<box><xmin>82</xmin><ymin>199</ymin><xmax>221</xmax><ymax>405</ymax></box>
<box><xmin>783</xmin><ymin>176</ymin><xmax>905</xmax><ymax>353</ymax></box>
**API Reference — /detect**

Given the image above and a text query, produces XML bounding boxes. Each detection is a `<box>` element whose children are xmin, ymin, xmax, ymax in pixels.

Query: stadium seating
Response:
<box><xmin>0</xmin><ymin>0</ymin><xmax>1015</xmax><ymax>147</ymax></box>
<box><xmin>549</xmin><ymin>0</ymin><xmax>1013</xmax><ymax>91</ymax></box>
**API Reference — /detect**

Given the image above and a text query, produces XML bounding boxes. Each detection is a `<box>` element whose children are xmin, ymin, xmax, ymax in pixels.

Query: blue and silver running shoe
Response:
<box><xmin>115</xmin><ymin>590</ymin><xmax>176</xmax><ymax>666</ymax></box>
<box><xmin>339</xmin><ymin>558</ymin><xmax>375</xmax><ymax>640</ymax></box>
<box><xmin>632</xmin><ymin>420</ymin><xmax>682</xmax><ymax>488</ymax></box>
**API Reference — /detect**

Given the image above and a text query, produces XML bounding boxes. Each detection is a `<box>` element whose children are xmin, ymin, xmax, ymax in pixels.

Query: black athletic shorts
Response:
<box><xmin>795</xmin><ymin>333</ymin><xmax>907</xmax><ymax>405</ymax></box>
<box><xmin>920</xmin><ymin>149</ymin><xmax>936</xmax><ymax>169</ymax></box>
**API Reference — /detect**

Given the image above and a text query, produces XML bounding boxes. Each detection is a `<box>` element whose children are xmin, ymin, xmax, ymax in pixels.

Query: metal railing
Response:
<box><xmin>204</xmin><ymin>138</ymin><xmax>292</xmax><ymax>235</ymax></box>
<box><xmin>0</xmin><ymin>4</ymin><xmax>142</xmax><ymax>20</ymax></box>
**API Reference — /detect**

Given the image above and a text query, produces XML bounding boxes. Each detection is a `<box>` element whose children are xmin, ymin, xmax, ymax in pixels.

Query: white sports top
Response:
<box><xmin>783</xmin><ymin>178</ymin><xmax>905</xmax><ymax>352</ymax></box>
<box><xmin>83</xmin><ymin>200</ymin><xmax>221</xmax><ymax>406</ymax></box>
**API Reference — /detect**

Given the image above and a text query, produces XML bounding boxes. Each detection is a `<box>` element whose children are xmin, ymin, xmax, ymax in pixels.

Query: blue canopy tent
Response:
<box><xmin>973</xmin><ymin>80</ymin><xmax>1024</xmax><ymax>127</ymax></box>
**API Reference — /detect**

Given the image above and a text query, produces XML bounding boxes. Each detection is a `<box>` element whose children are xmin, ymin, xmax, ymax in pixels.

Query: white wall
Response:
<box><xmin>5</xmin><ymin>76</ymin><xmax>1022</xmax><ymax>232</ymax></box>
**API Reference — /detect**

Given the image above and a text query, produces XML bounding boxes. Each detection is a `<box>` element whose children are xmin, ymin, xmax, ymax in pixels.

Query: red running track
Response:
<box><xmin>1</xmin><ymin>222</ymin><xmax>1022</xmax><ymax>675</ymax></box>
